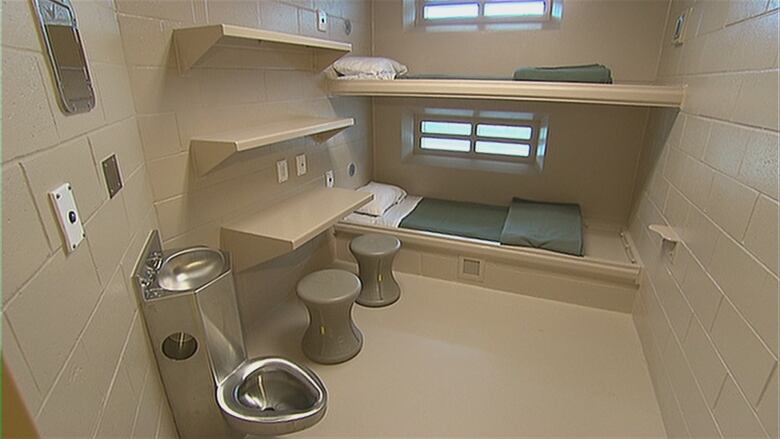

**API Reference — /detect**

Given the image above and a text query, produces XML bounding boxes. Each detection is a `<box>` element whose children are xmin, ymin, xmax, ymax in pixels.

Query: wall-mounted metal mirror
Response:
<box><xmin>33</xmin><ymin>0</ymin><xmax>95</xmax><ymax>114</ymax></box>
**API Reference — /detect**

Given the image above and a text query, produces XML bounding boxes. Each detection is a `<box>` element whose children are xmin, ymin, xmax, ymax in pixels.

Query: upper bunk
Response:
<box><xmin>327</xmin><ymin>78</ymin><xmax>685</xmax><ymax>108</ymax></box>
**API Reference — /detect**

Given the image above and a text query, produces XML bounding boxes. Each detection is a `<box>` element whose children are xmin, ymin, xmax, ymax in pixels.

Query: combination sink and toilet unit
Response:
<box><xmin>132</xmin><ymin>230</ymin><xmax>402</xmax><ymax>437</ymax></box>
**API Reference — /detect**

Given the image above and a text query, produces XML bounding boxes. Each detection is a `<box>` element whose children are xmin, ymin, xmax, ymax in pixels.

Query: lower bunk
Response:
<box><xmin>337</xmin><ymin>188</ymin><xmax>642</xmax><ymax>313</ymax></box>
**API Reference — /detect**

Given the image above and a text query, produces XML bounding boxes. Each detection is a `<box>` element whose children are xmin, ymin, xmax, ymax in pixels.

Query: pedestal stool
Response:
<box><xmin>349</xmin><ymin>234</ymin><xmax>402</xmax><ymax>307</ymax></box>
<box><xmin>296</xmin><ymin>269</ymin><xmax>363</xmax><ymax>364</ymax></box>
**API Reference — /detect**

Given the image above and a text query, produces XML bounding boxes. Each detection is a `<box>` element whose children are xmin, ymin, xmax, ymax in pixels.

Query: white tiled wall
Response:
<box><xmin>1</xmin><ymin>0</ymin><xmax>175</xmax><ymax>436</ymax></box>
<box><xmin>631</xmin><ymin>0</ymin><xmax>779</xmax><ymax>437</ymax></box>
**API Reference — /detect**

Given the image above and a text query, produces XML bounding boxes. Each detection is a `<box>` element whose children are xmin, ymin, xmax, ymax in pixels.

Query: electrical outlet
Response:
<box><xmin>295</xmin><ymin>154</ymin><xmax>307</xmax><ymax>176</ymax></box>
<box><xmin>325</xmin><ymin>170</ymin><xmax>334</xmax><ymax>188</ymax></box>
<box><xmin>276</xmin><ymin>159</ymin><xmax>289</xmax><ymax>183</ymax></box>
<box><xmin>317</xmin><ymin>9</ymin><xmax>327</xmax><ymax>32</ymax></box>
<box><xmin>49</xmin><ymin>183</ymin><xmax>85</xmax><ymax>253</ymax></box>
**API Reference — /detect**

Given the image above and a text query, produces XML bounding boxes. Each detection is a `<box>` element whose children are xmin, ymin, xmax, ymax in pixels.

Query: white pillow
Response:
<box><xmin>332</xmin><ymin>57</ymin><xmax>408</xmax><ymax>79</ymax></box>
<box><xmin>355</xmin><ymin>182</ymin><xmax>407</xmax><ymax>216</ymax></box>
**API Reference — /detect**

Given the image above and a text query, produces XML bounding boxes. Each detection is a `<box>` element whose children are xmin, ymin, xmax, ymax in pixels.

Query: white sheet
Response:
<box><xmin>343</xmin><ymin>195</ymin><xmax>423</xmax><ymax>228</ymax></box>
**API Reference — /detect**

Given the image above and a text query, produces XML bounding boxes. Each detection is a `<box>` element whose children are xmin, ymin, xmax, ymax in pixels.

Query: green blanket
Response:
<box><xmin>500</xmin><ymin>198</ymin><xmax>583</xmax><ymax>256</ymax></box>
<box><xmin>398</xmin><ymin>197</ymin><xmax>583</xmax><ymax>256</ymax></box>
<box><xmin>512</xmin><ymin>64</ymin><xmax>613</xmax><ymax>84</ymax></box>
<box><xmin>399</xmin><ymin>198</ymin><xmax>509</xmax><ymax>242</ymax></box>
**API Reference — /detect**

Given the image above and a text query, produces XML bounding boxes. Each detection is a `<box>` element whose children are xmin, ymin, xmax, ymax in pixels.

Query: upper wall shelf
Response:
<box><xmin>173</xmin><ymin>24</ymin><xmax>352</xmax><ymax>73</ymax></box>
<box><xmin>328</xmin><ymin>79</ymin><xmax>685</xmax><ymax>108</ymax></box>
<box><xmin>221</xmin><ymin>187</ymin><xmax>373</xmax><ymax>271</ymax></box>
<box><xmin>190</xmin><ymin>117</ymin><xmax>354</xmax><ymax>175</ymax></box>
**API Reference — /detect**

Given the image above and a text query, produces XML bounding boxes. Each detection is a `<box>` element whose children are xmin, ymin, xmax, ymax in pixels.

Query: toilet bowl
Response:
<box><xmin>217</xmin><ymin>357</ymin><xmax>328</xmax><ymax>436</ymax></box>
<box><xmin>134</xmin><ymin>232</ymin><xmax>329</xmax><ymax>438</ymax></box>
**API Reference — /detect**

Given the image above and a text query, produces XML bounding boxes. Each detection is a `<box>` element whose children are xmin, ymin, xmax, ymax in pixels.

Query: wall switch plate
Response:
<box><xmin>49</xmin><ymin>183</ymin><xmax>85</xmax><ymax>253</ymax></box>
<box><xmin>102</xmin><ymin>154</ymin><xmax>123</xmax><ymax>198</ymax></box>
<box><xmin>276</xmin><ymin>159</ymin><xmax>289</xmax><ymax>183</ymax></box>
<box><xmin>317</xmin><ymin>9</ymin><xmax>327</xmax><ymax>32</ymax></box>
<box><xmin>325</xmin><ymin>170</ymin><xmax>334</xmax><ymax>188</ymax></box>
<box><xmin>295</xmin><ymin>154</ymin><xmax>307</xmax><ymax>176</ymax></box>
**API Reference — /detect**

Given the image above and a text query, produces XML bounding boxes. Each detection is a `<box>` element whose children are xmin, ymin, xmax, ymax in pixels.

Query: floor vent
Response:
<box><xmin>458</xmin><ymin>256</ymin><xmax>485</xmax><ymax>282</ymax></box>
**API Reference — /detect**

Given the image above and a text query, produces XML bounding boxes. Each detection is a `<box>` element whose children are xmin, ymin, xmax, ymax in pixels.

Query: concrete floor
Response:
<box><xmin>245</xmin><ymin>273</ymin><xmax>665</xmax><ymax>438</ymax></box>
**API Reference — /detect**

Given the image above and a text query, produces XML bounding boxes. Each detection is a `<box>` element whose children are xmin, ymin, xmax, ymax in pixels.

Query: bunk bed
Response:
<box><xmin>336</xmin><ymin>184</ymin><xmax>641</xmax><ymax>303</ymax></box>
<box><xmin>328</xmin><ymin>77</ymin><xmax>685</xmax><ymax>108</ymax></box>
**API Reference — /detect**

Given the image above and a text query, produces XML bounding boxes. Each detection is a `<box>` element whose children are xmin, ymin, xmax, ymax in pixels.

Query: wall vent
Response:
<box><xmin>458</xmin><ymin>256</ymin><xmax>485</xmax><ymax>282</ymax></box>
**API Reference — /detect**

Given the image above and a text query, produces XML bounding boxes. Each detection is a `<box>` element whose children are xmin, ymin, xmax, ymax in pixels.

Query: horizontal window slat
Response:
<box><xmin>423</xmin><ymin>3</ymin><xmax>480</xmax><ymax>19</ymax></box>
<box><xmin>484</xmin><ymin>1</ymin><xmax>546</xmax><ymax>17</ymax></box>
<box><xmin>475</xmin><ymin>141</ymin><xmax>531</xmax><ymax>157</ymax></box>
<box><xmin>421</xmin><ymin>137</ymin><xmax>472</xmax><ymax>152</ymax></box>
<box><xmin>422</xmin><ymin>120</ymin><xmax>473</xmax><ymax>136</ymax></box>
<box><xmin>476</xmin><ymin>124</ymin><xmax>533</xmax><ymax>140</ymax></box>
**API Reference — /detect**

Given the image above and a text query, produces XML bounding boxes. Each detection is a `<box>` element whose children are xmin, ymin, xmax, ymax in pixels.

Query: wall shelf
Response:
<box><xmin>190</xmin><ymin>117</ymin><xmax>354</xmax><ymax>175</ymax></box>
<box><xmin>328</xmin><ymin>79</ymin><xmax>685</xmax><ymax>108</ymax></box>
<box><xmin>221</xmin><ymin>187</ymin><xmax>373</xmax><ymax>271</ymax></box>
<box><xmin>173</xmin><ymin>24</ymin><xmax>352</xmax><ymax>73</ymax></box>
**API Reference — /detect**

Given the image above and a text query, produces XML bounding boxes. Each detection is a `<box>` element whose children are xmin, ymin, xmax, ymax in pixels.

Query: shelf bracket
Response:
<box><xmin>173</xmin><ymin>25</ymin><xmax>224</xmax><ymax>74</ymax></box>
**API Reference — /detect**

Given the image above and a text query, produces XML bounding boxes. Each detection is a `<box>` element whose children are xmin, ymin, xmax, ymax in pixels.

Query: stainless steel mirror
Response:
<box><xmin>33</xmin><ymin>0</ymin><xmax>95</xmax><ymax>114</ymax></box>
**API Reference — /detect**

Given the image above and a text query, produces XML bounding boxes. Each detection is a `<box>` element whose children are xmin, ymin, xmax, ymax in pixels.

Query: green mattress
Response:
<box><xmin>500</xmin><ymin>198</ymin><xmax>583</xmax><ymax>256</ymax></box>
<box><xmin>399</xmin><ymin>198</ymin><xmax>509</xmax><ymax>242</ymax></box>
<box><xmin>512</xmin><ymin>64</ymin><xmax>613</xmax><ymax>84</ymax></box>
<box><xmin>398</xmin><ymin>197</ymin><xmax>583</xmax><ymax>256</ymax></box>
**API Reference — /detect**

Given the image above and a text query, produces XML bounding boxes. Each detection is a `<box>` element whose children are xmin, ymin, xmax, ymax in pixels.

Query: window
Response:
<box><xmin>419</xmin><ymin>0</ymin><xmax>550</xmax><ymax>24</ymax></box>
<box><xmin>416</xmin><ymin>116</ymin><xmax>539</xmax><ymax>161</ymax></box>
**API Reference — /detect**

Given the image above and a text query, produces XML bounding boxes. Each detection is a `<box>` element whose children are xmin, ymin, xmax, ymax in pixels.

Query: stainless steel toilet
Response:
<box><xmin>217</xmin><ymin>357</ymin><xmax>327</xmax><ymax>436</ymax></box>
<box><xmin>133</xmin><ymin>231</ymin><xmax>328</xmax><ymax>438</ymax></box>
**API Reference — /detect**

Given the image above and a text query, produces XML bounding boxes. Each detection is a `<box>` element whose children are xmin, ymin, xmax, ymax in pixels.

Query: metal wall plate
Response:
<box><xmin>33</xmin><ymin>0</ymin><xmax>96</xmax><ymax>114</ymax></box>
<box><xmin>102</xmin><ymin>154</ymin><xmax>123</xmax><ymax>198</ymax></box>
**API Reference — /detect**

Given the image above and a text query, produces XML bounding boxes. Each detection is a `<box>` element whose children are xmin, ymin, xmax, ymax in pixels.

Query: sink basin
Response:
<box><xmin>158</xmin><ymin>247</ymin><xmax>227</xmax><ymax>292</ymax></box>
<box><xmin>217</xmin><ymin>357</ymin><xmax>327</xmax><ymax>436</ymax></box>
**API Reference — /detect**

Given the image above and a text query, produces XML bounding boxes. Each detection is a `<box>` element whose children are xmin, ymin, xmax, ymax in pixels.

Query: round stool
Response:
<box><xmin>296</xmin><ymin>269</ymin><xmax>363</xmax><ymax>364</ymax></box>
<box><xmin>349</xmin><ymin>234</ymin><xmax>401</xmax><ymax>307</ymax></box>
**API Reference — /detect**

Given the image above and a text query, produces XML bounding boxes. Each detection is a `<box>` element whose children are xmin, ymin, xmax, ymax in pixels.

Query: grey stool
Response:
<box><xmin>349</xmin><ymin>234</ymin><xmax>402</xmax><ymax>307</ymax></box>
<box><xmin>296</xmin><ymin>269</ymin><xmax>363</xmax><ymax>364</ymax></box>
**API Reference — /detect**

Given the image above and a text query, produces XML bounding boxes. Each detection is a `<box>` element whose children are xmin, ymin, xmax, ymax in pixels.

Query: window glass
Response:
<box><xmin>475</xmin><ymin>141</ymin><xmax>531</xmax><ymax>157</ymax></box>
<box><xmin>422</xmin><ymin>121</ymin><xmax>473</xmax><ymax>136</ymax></box>
<box><xmin>417</xmin><ymin>113</ymin><xmax>541</xmax><ymax>162</ymax></box>
<box><xmin>420</xmin><ymin>137</ymin><xmax>472</xmax><ymax>152</ymax></box>
<box><xmin>476</xmin><ymin>124</ymin><xmax>532</xmax><ymax>140</ymax></box>
<box><xmin>419</xmin><ymin>0</ymin><xmax>549</xmax><ymax>24</ymax></box>
<box><xmin>483</xmin><ymin>1</ymin><xmax>546</xmax><ymax>17</ymax></box>
<box><xmin>423</xmin><ymin>3</ymin><xmax>479</xmax><ymax>19</ymax></box>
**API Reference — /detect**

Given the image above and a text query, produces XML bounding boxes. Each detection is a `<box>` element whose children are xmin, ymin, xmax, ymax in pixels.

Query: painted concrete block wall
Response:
<box><xmin>116</xmin><ymin>0</ymin><xmax>372</xmax><ymax>252</ymax></box>
<box><xmin>3</xmin><ymin>0</ymin><xmax>372</xmax><ymax>437</ymax></box>
<box><xmin>372</xmin><ymin>0</ymin><xmax>669</xmax><ymax>83</ymax></box>
<box><xmin>116</xmin><ymin>0</ymin><xmax>373</xmax><ymax>331</ymax></box>
<box><xmin>2</xmin><ymin>0</ymin><xmax>175</xmax><ymax>437</ymax></box>
<box><xmin>372</xmin><ymin>97</ymin><xmax>650</xmax><ymax>225</ymax></box>
<box><xmin>630</xmin><ymin>1</ymin><xmax>779</xmax><ymax>437</ymax></box>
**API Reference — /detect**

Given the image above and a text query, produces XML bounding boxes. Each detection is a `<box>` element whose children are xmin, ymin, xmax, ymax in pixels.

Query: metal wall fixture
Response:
<box><xmin>132</xmin><ymin>231</ymin><xmax>328</xmax><ymax>438</ymax></box>
<box><xmin>32</xmin><ymin>0</ymin><xmax>96</xmax><ymax>114</ymax></box>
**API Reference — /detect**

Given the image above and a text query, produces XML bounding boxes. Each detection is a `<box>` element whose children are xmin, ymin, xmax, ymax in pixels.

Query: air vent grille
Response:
<box><xmin>458</xmin><ymin>256</ymin><xmax>484</xmax><ymax>281</ymax></box>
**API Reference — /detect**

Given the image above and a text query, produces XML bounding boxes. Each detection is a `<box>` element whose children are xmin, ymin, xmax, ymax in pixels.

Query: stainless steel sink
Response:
<box><xmin>158</xmin><ymin>247</ymin><xmax>227</xmax><ymax>292</ymax></box>
<box><xmin>217</xmin><ymin>357</ymin><xmax>327</xmax><ymax>436</ymax></box>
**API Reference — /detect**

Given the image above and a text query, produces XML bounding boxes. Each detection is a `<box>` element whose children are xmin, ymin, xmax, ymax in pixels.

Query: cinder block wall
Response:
<box><xmin>2</xmin><ymin>0</ymin><xmax>372</xmax><ymax>437</ymax></box>
<box><xmin>2</xmin><ymin>0</ymin><xmax>173</xmax><ymax>436</ymax></box>
<box><xmin>629</xmin><ymin>1</ymin><xmax>779</xmax><ymax>437</ymax></box>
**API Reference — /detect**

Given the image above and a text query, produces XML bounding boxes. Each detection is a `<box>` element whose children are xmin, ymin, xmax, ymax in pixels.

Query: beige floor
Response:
<box><xmin>245</xmin><ymin>273</ymin><xmax>665</xmax><ymax>438</ymax></box>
